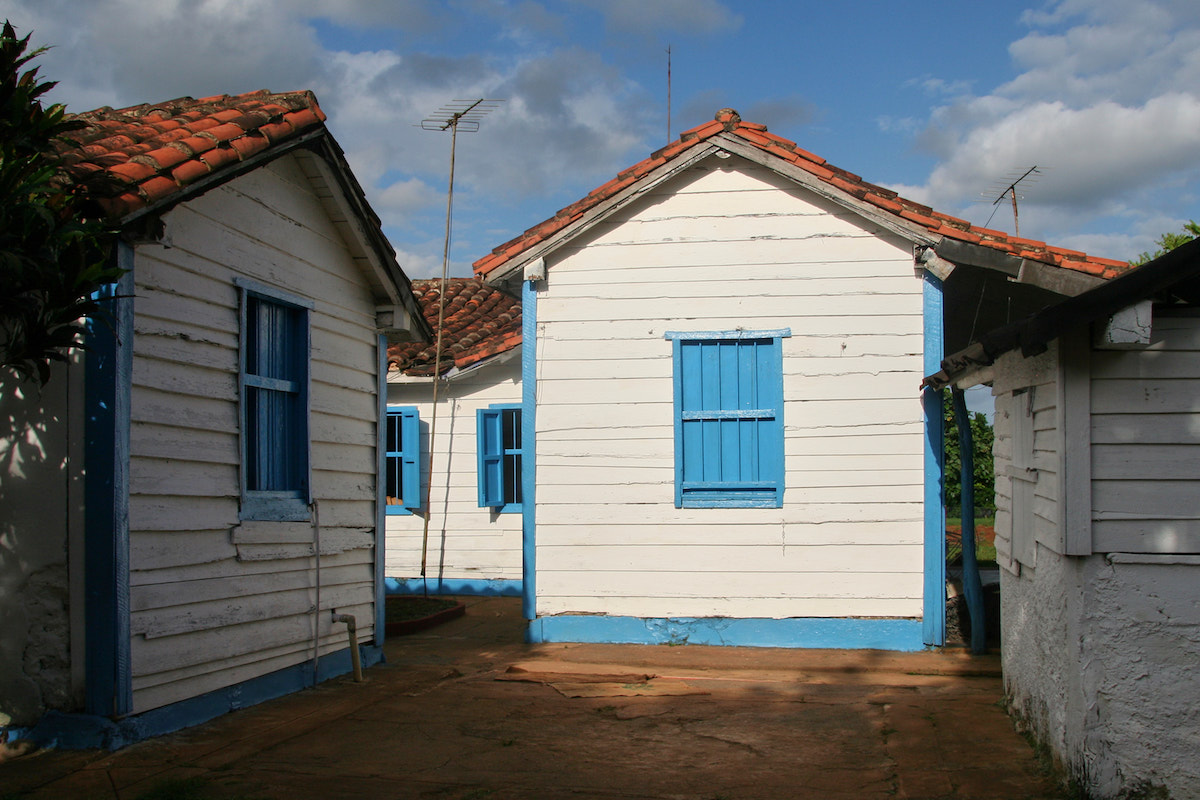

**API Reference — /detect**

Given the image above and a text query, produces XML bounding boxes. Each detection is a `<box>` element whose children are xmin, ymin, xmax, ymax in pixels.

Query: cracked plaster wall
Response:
<box><xmin>1003</xmin><ymin>550</ymin><xmax>1200</xmax><ymax>799</ymax></box>
<box><xmin>0</xmin><ymin>364</ymin><xmax>79</xmax><ymax>728</ymax></box>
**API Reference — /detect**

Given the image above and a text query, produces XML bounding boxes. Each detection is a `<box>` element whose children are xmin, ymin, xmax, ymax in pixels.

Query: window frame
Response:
<box><xmin>664</xmin><ymin>329</ymin><xmax>789</xmax><ymax>509</ymax></box>
<box><xmin>236</xmin><ymin>278</ymin><xmax>313</xmax><ymax>522</ymax></box>
<box><xmin>385</xmin><ymin>405</ymin><xmax>421</xmax><ymax>515</ymax></box>
<box><xmin>477</xmin><ymin>403</ymin><xmax>523</xmax><ymax>514</ymax></box>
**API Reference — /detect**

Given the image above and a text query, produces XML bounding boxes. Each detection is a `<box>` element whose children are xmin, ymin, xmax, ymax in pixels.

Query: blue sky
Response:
<box><xmin>4</xmin><ymin>0</ymin><xmax>1199</xmax><ymax>287</ymax></box>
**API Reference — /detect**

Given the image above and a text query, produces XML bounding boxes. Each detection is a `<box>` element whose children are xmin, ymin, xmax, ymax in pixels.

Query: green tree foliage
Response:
<box><xmin>943</xmin><ymin>390</ymin><xmax>995</xmax><ymax>513</ymax></box>
<box><xmin>0</xmin><ymin>21</ymin><xmax>119</xmax><ymax>385</ymax></box>
<box><xmin>1131</xmin><ymin>220</ymin><xmax>1200</xmax><ymax>267</ymax></box>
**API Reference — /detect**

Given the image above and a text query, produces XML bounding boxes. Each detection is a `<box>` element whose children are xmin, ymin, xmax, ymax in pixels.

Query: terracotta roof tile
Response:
<box><xmin>388</xmin><ymin>278</ymin><xmax>522</xmax><ymax>377</ymax></box>
<box><xmin>55</xmin><ymin>89</ymin><xmax>328</xmax><ymax>222</ymax></box>
<box><xmin>473</xmin><ymin>108</ymin><xmax>1130</xmax><ymax>281</ymax></box>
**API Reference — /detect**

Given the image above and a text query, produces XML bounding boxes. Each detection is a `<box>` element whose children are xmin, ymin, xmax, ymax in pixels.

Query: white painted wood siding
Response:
<box><xmin>126</xmin><ymin>154</ymin><xmax>380</xmax><ymax>713</ymax></box>
<box><xmin>535</xmin><ymin>155</ymin><xmax>925</xmax><ymax>619</ymax></box>
<box><xmin>1091</xmin><ymin>311</ymin><xmax>1200</xmax><ymax>554</ymax></box>
<box><xmin>992</xmin><ymin>345</ymin><xmax>1061</xmax><ymax>572</ymax></box>
<box><xmin>385</xmin><ymin>359</ymin><xmax>523</xmax><ymax>583</ymax></box>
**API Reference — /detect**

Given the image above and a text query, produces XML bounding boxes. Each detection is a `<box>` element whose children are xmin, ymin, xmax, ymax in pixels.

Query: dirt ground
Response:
<box><xmin>1</xmin><ymin>596</ymin><xmax>1066</xmax><ymax>800</ymax></box>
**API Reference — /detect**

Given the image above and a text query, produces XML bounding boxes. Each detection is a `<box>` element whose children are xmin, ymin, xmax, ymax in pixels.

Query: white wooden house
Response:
<box><xmin>384</xmin><ymin>278</ymin><xmax>523</xmax><ymax>596</ymax></box>
<box><xmin>0</xmin><ymin>90</ymin><xmax>427</xmax><ymax>748</ymax></box>
<box><xmin>461</xmin><ymin>108</ymin><xmax>1129</xmax><ymax>648</ymax></box>
<box><xmin>925</xmin><ymin>237</ymin><xmax>1200</xmax><ymax>799</ymax></box>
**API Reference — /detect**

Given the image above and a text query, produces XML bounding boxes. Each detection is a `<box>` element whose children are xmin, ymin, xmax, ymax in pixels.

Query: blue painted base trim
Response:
<box><xmin>527</xmin><ymin>615</ymin><xmax>926</xmax><ymax>651</ymax></box>
<box><xmin>12</xmin><ymin>644</ymin><xmax>382</xmax><ymax>751</ymax></box>
<box><xmin>385</xmin><ymin>577</ymin><xmax>522</xmax><ymax>597</ymax></box>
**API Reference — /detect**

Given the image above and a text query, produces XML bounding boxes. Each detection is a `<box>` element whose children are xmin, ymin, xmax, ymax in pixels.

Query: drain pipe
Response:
<box><xmin>331</xmin><ymin>613</ymin><xmax>363</xmax><ymax>682</ymax></box>
<box><xmin>310</xmin><ymin>499</ymin><xmax>322</xmax><ymax>687</ymax></box>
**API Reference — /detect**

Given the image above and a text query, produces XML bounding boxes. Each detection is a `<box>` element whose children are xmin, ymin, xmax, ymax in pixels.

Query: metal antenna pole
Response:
<box><xmin>990</xmin><ymin>165</ymin><xmax>1039</xmax><ymax>238</ymax></box>
<box><xmin>417</xmin><ymin>99</ymin><xmax>499</xmax><ymax>596</ymax></box>
<box><xmin>666</xmin><ymin>45</ymin><xmax>672</xmax><ymax>142</ymax></box>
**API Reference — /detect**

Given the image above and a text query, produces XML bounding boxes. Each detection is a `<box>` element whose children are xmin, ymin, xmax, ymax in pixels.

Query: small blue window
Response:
<box><xmin>385</xmin><ymin>407</ymin><xmax>421</xmax><ymax>514</ymax></box>
<box><xmin>238</xmin><ymin>280</ymin><xmax>313</xmax><ymax>521</ymax></box>
<box><xmin>477</xmin><ymin>404</ymin><xmax>522</xmax><ymax>513</ymax></box>
<box><xmin>665</xmin><ymin>329</ymin><xmax>789</xmax><ymax>508</ymax></box>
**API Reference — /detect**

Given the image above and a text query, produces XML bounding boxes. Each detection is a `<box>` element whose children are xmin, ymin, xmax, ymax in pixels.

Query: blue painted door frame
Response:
<box><xmin>922</xmin><ymin>272</ymin><xmax>946</xmax><ymax>646</ymax></box>
<box><xmin>520</xmin><ymin>278</ymin><xmax>538</xmax><ymax>622</ymax></box>
<box><xmin>84</xmin><ymin>250</ymin><xmax>135</xmax><ymax>716</ymax></box>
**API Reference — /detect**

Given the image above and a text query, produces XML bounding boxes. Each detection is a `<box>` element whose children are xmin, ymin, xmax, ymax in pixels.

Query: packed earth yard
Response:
<box><xmin>2</xmin><ymin>597</ymin><xmax>1068</xmax><ymax>800</ymax></box>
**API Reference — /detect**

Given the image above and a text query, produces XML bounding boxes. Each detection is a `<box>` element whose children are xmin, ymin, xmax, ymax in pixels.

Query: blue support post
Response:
<box><xmin>521</xmin><ymin>278</ymin><xmax>537</xmax><ymax>623</ymax></box>
<box><xmin>952</xmin><ymin>387</ymin><xmax>987</xmax><ymax>654</ymax></box>
<box><xmin>84</xmin><ymin>255</ymin><xmax>134</xmax><ymax>715</ymax></box>
<box><xmin>922</xmin><ymin>272</ymin><xmax>946</xmax><ymax>646</ymax></box>
<box><xmin>375</xmin><ymin>334</ymin><xmax>387</xmax><ymax>646</ymax></box>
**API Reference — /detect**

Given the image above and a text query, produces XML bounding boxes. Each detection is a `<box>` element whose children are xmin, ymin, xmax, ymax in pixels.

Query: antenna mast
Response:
<box><xmin>666</xmin><ymin>45</ymin><xmax>672</xmax><ymax>141</ymax></box>
<box><xmin>416</xmin><ymin>98</ymin><xmax>500</xmax><ymax>593</ymax></box>
<box><xmin>990</xmin><ymin>165</ymin><xmax>1040</xmax><ymax>238</ymax></box>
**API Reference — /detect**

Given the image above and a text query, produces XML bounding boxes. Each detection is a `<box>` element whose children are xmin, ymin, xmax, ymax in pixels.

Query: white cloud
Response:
<box><xmin>893</xmin><ymin>0</ymin><xmax>1200</xmax><ymax>259</ymax></box>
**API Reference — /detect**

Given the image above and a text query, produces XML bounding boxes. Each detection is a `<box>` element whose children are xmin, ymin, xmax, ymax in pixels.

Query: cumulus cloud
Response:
<box><xmin>0</xmin><ymin>0</ymin><xmax>688</xmax><ymax>274</ymax></box>
<box><xmin>890</xmin><ymin>0</ymin><xmax>1200</xmax><ymax>258</ymax></box>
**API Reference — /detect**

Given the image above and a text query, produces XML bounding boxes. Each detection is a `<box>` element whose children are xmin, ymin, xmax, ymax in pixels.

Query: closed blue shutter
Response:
<box><xmin>672</xmin><ymin>332</ymin><xmax>785</xmax><ymax>508</ymax></box>
<box><xmin>401</xmin><ymin>408</ymin><xmax>420</xmax><ymax>509</ymax></box>
<box><xmin>477</xmin><ymin>407</ymin><xmax>504</xmax><ymax>507</ymax></box>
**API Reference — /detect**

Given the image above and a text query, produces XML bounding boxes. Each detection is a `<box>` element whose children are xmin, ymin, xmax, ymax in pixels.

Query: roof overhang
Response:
<box><xmin>114</xmin><ymin>128</ymin><xmax>430</xmax><ymax>344</ymax></box>
<box><xmin>924</xmin><ymin>237</ymin><xmax>1200</xmax><ymax>390</ymax></box>
<box><xmin>483</xmin><ymin>142</ymin><xmax>724</xmax><ymax>284</ymax></box>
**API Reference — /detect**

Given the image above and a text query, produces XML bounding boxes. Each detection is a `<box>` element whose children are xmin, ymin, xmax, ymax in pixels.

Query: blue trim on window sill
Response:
<box><xmin>385</xmin><ymin>577</ymin><xmax>522</xmax><ymax>596</ymax></box>
<box><xmin>680</xmin><ymin>497</ymin><xmax>782</xmax><ymax>509</ymax></box>
<box><xmin>493</xmin><ymin>502</ymin><xmax>522</xmax><ymax>514</ymax></box>
<box><xmin>385</xmin><ymin>506</ymin><xmax>414</xmax><ymax>516</ymax></box>
<box><xmin>12</xmin><ymin>644</ymin><xmax>382</xmax><ymax>751</ymax></box>
<box><xmin>664</xmin><ymin>328</ymin><xmax>792</xmax><ymax>341</ymax></box>
<box><xmin>526</xmin><ymin>615</ymin><xmax>925</xmax><ymax>651</ymax></box>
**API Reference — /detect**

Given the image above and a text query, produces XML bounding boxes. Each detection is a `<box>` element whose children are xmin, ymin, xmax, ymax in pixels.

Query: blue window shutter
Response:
<box><xmin>669</xmin><ymin>331</ymin><xmax>787</xmax><ymax>508</ymax></box>
<box><xmin>477</xmin><ymin>407</ymin><xmax>504</xmax><ymax>507</ymax></box>
<box><xmin>401</xmin><ymin>408</ymin><xmax>420</xmax><ymax>509</ymax></box>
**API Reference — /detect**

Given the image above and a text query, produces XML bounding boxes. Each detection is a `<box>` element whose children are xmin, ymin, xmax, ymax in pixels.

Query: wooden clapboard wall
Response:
<box><xmin>385</xmin><ymin>359</ymin><xmax>523</xmax><ymax>583</ymax></box>
<box><xmin>126</xmin><ymin>154</ymin><xmax>379</xmax><ymax>713</ymax></box>
<box><xmin>533</xmin><ymin>154</ymin><xmax>926</xmax><ymax>619</ymax></box>
<box><xmin>1090</xmin><ymin>310</ymin><xmax>1200</xmax><ymax>554</ymax></box>
<box><xmin>992</xmin><ymin>344</ymin><xmax>1061</xmax><ymax>571</ymax></box>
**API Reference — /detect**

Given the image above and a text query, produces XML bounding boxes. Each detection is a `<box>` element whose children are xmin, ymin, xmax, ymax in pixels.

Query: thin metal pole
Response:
<box><xmin>420</xmin><ymin>114</ymin><xmax>463</xmax><ymax>595</ymax></box>
<box><xmin>666</xmin><ymin>45</ymin><xmax>672</xmax><ymax>142</ymax></box>
<box><xmin>1010</xmin><ymin>189</ymin><xmax>1020</xmax><ymax>239</ymax></box>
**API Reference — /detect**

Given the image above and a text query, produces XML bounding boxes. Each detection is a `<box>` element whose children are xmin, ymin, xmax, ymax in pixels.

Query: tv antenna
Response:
<box><xmin>666</xmin><ymin>45</ymin><xmax>672</xmax><ymax>141</ymax></box>
<box><xmin>416</xmin><ymin>98</ymin><xmax>501</xmax><ymax>591</ymax></box>
<box><xmin>984</xmin><ymin>165</ymin><xmax>1041</xmax><ymax>238</ymax></box>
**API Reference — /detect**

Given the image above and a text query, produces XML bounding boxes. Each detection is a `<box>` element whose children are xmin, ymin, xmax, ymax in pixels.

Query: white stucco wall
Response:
<box><xmin>1004</xmin><ymin>552</ymin><xmax>1200</xmax><ymax>798</ymax></box>
<box><xmin>0</xmin><ymin>361</ymin><xmax>84</xmax><ymax>727</ymax></box>
<box><xmin>997</xmin><ymin>309</ymin><xmax>1200</xmax><ymax>799</ymax></box>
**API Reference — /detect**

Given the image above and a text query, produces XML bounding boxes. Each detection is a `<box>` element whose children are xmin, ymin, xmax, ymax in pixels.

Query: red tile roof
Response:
<box><xmin>388</xmin><ymin>278</ymin><xmax>522</xmax><ymax>377</ymax></box>
<box><xmin>474</xmin><ymin>108</ymin><xmax>1130</xmax><ymax>281</ymax></box>
<box><xmin>55</xmin><ymin>90</ymin><xmax>328</xmax><ymax>221</ymax></box>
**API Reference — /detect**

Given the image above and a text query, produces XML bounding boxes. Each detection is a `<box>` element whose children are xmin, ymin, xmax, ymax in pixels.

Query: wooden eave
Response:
<box><xmin>709</xmin><ymin>133</ymin><xmax>940</xmax><ymax>248</ymax></box>
<box><xmin>481</xmin><ymin>142</ymin><xmax>723</xmax><ymax>284</ymax></box>
<box><xmin>924</xmin><ymin>237</ymin><xmax>1200</xmax><ymax>390</ymax></box>
<box><xmin>293</xmin><ymin>138</ymin><xmax>429</xmax><ymax>340</ymax></box>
